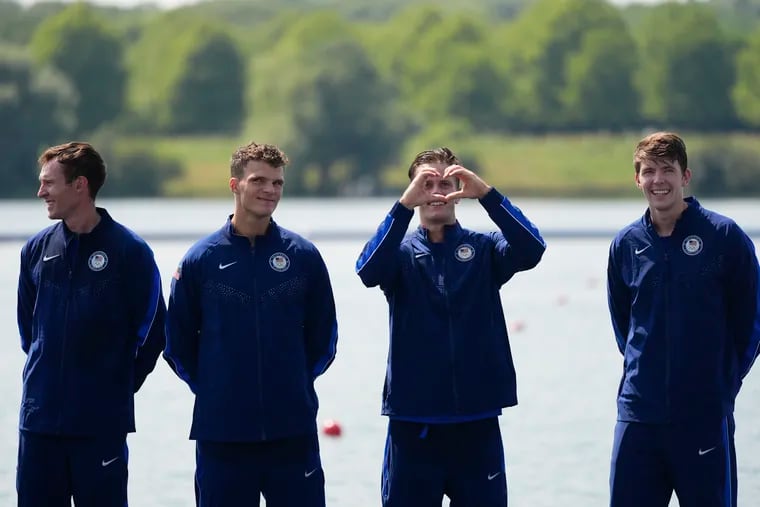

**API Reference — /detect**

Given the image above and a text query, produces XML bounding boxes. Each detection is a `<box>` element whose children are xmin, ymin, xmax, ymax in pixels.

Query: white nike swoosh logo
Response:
<box><xmin>102</xmin><ymin>457</ymin><xmax>119</xmax><ymax>467</ymax></box>
<box><xmin>698</xmin><ymin>447</ymin><xmax>716</xmax><ymax>456</ymax></box>
<box><xmin>218</xmin><ymin>261</ymin><xmax>238</xmax><ymax>270</ymax></box>
<box><xmin>634</xmin><ymin>245</ymin><xmax>651</xmax><ymax>255</ymax></box>
<box><xmin>487</xmin><ymin>472</ymin><xmax>501</xmax><ymax>480</ymax></box>
<box><xmin>305</xmin><ymin>468</ymin><xmax>318</xmax><ymax>478</ymax></box>
<box><xmin>42</xmin><ymin>254</ymin><xmax>60</xmax><ymax>262</ymax></box>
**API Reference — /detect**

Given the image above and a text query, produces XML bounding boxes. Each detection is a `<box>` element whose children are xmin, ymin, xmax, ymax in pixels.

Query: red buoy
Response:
<box><xmin>322</xmin><ymin>419</ymin><xmax>342</xmax><ymax>437</ymax></box>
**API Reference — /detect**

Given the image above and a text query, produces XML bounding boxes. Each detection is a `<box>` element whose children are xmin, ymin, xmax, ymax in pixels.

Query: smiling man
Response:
<box><xmin>356</xmin><ymin>147</ymin><xmax>546</xmax><ymax>507</ymax></box>
<box><xmin>607</xmin><ymin>132</ymin><xmax>760</xmax><ymax>507</ymax></box>
<box><xmin>17</xmin><ymin>142</ymin><xmax>165</xmax><ymax>507</ymax></box>
<box><xmin>164</xmin><ymin>141</ymin><xmax>338</xmax><ymax>507</ymax></box>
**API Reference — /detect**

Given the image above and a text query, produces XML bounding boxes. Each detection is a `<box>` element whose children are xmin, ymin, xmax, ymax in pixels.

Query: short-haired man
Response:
<box><xmin>607</xmin><ymin>132</ymin><xmax>760</xmax><ymax>507</ymax></box>
<box><xmin>356</xmin><ymin>147</ymin><xmax>546</xmax><ymax>506</ymax></box>
<box><xmin>165</xmin><ymin>141</ymin><xmax>338</xmax><ymax>506</ymax></box>
<box><xmin>17</xmin><ymin>141</ymin><xmax>166</xmax><ymax>506</ymax></box>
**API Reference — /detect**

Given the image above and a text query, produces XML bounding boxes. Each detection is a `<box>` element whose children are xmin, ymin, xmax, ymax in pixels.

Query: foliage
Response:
<box><xmin>90</xmin><ymin>127</ymin><xmax>182</xmax><ymax>197</ymax></box>
<box><xmin>0</xmin><ymin>1</ymin><xmax>67</xmax><ymax>45</ymax></box>
<box><xmin>690</xmin><ymin>141</ymin><xmax>760</xmax><ymax>196</ymax></box>
<box><xmin>732</xmin><ymin>27</ymin><xmax>760</xmax><ymax>126</ymax></box>
<box><xmin>499</xmin><ymin>0</ymin><xmax>638</xmax><ymax>131</ymax></box>
<box><xmin>179</xmin><ymin>0</ymin><xmax>528</xmax><ymax>25</ymax></box>
<box><xmin>561</xmin><ymin>27</ymin><xmax>640</xmax><ymax>130</ymax></box>
<box><xmin>3</xmin><ymin>0</ymin><xmax>760</xmax><ymax>197</ymax></box>
<box><xmin>635</xmin><ymin>3</ymin><xmax>738</xmax><ymax>129</ymax></box>
<box><xmin>382</xmin><ymin>10</ymin><xmax>507</xmax><ymax>132</ymax></box>
<box><xmin>0</xmin><ymin>45</ymin><xmax>76</xmax><ymax>198</ymax></box>
<box><xmin>252</xmin><ymin>15</ymin><xmax>411</xmax><ymax>195</ymax></box>
<box><xmin>127</xmin><ymin>12</ymin><xmax>245</xmax><ymax>134</ymax></box>
<box><xmin>29</xmin><ymin>3</ymin><xmax>127</xmax><ymax>135</ymax></box>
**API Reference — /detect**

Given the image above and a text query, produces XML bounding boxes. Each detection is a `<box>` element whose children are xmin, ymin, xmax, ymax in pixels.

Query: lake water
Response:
<box><xmin>0</xmin><ymin>197</ymin><xmax>758</xmax><ymax>507</ymax></box>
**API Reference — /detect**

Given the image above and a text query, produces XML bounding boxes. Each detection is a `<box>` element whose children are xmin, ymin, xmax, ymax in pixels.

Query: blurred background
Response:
<box><xmin>2</xmin><ymin>1</ymin><xmax>760</xmax><ymax>506</ymax></box>
<box><xmin>1</xmin><ymin>0</ymin><xmax>760</xmax><ymax>199</ymax></box>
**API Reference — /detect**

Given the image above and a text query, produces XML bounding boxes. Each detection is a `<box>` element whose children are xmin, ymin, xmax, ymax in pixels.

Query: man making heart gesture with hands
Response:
<box><xmin>356</xmin><ymin>147</ymin><xmax>547</xmax><ymax>507</ymax></box>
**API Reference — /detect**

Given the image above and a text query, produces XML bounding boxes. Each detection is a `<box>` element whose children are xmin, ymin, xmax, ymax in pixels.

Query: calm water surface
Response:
<box><xmin>0</xmin><ymin>198</ymin><xmax>758</xmax><ymax>506</ymax></box>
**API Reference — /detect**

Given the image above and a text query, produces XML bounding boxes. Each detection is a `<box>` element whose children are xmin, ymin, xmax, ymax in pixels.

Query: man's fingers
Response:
<box><xmin>444</xmin><ymin>190</ymin><xmax>464</xmax><ymax>201</ymax></box>
<box><xmin>443</xmin><ymin>165</ymin><xmax>466</xmax><ymax>179</ymax></box>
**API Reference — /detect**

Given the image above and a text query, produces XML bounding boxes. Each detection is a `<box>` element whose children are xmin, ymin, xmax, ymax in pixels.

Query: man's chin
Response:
<box><xmin>421</xmin><ymin>210</ymin><xmax>455</xmax><ymax>224</ymax></box>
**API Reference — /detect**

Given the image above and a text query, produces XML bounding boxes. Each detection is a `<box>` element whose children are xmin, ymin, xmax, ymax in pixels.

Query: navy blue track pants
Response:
<box><xmin>195</xmin><ymin>433</ymin><xmax>324</xmax><ymax>507</ymax></box>
<box><xmin>17</xmin><ymin>429</ymin><xmax>128</xmax><ymax>507</ymax></box>
<box><xmin>610</xmin><ymin>416</ymin><xmax>737</xmax><ymax>507</ymax></box>
<box><xmin>382</xmin><ymin>417</ymin><xmax>508</xmax><ymax>507</ymax></box>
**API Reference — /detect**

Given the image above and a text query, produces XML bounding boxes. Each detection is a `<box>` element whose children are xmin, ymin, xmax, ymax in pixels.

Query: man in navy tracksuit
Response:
<box><xmin>356</xmin><ymin>147</ymin><xmax>546</xmax><ymax>506</ymax></box>
<box><xmin>16</xmin><ymin>142</ymin><xmax>166</xmax><ymax>507</ymax></box>
<box><xmin>607</xmin><ymin>132</ymin><xmax>760</xmax><ymax>507</ymax></box>
<box><xmin>164</xmin><ymin>141</ymin><xmax>338</xmax><ymax>507</ymax></box>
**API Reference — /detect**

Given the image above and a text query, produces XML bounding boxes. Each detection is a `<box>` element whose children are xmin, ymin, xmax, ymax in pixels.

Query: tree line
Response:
<box><xmin>2</xmin><ymin>0</ymin><xmax>760</xmax><ymax>197</ymax></box>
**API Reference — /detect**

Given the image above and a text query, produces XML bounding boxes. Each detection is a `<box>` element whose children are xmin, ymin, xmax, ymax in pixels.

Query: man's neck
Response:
<box><xmin>421</xmin><ymin>220</ymin><xmax>455</xmax><ymax>243</ymax></box>
<box><xmin>650</xmin><ymin>201</ymin><xmax>688</xmax><ymax>237</ymax></box>
<box><xmin>231</xmin><ymin>213</ymin><xmax>270</xmax><ymax>242</ymax></box>
<box><xmin>64</xmin><ymin>205</ymin><xmax>101</xmax><ymax>234</ymax></box>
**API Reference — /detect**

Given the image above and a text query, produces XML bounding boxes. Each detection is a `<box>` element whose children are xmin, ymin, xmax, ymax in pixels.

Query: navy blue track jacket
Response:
<box><xmin>17</xmin><ymin>208</ymin><xmax>166</xmax><ymax>436</ymax></box>
<box><xmin>607</xmin><ymin>197</ymin><xmax>760</xmax><ymax>423</ymax></box>
<box><xmin>355</xmin><ymin>189</ymin><xmax>546</xmax><ymax>418</ymax></box>
<box><xmin>164</xmin><ymin>217</ymin><xmax>338</xmax><ymax>442</ymax></box>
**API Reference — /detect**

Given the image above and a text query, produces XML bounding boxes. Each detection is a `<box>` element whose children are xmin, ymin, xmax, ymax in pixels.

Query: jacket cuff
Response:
<box><xmin>390</xmin><ymin>200</ymin><xmax>415</xmax><ymax>220</ymax></box>
<box><xmin>478</xmin><ymin>187</ymin><xmax>504</xmax><ymax>210</ymax></box>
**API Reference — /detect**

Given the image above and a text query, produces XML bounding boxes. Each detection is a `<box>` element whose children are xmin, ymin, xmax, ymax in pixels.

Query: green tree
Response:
<box><xmin>0</xmin><ymin>1</ymin><xmax>67</xmax><ymax>45</ymax></box>
<box><xmin>30</xmin><ymin>3</ymin><xmax>126</xmax><ymax>135</ymax></box>
<box><xmin>500</xmin><ymin>0</ymin><xmax>637</xmax><ymax>130</ymax></box>
<box><xmin>89</xmin><ymin>127</ymin><xmax>182</xmax><ymax>197</ymax></box>
<box><xmin>561</xmin><ymin>28</ymin><xmax>640</xmax><ymax>130</ymax></box>
<box><xmin>372</xmin><ymin>8</ymin><xmax>510</xmax><ymax>131</ymax></box>
<box><xmin>0</xmin><ymin>46</ymin><xmax>76</xmax><ymax>197</ymax></box>
<box><xmin>732</xmin><ymin>27</ymin><xmax>760</xmax><ymax>126</ymax></box>
<box><xmin>636</xmin><ymin>3</ymin><xmax>737</xmax><ymax>129</ymax></box>
<box><xmin>127</xmin><ymin>13</ymin><xmax>246</xmax><ymax>134</ymax></box>
<box><xmin>254</xmin><ymin>26</ymin><xmax>409</xmax><ymax>195</ymax></box>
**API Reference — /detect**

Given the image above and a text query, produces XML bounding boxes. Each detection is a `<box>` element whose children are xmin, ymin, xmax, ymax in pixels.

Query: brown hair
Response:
<box><xmin>633</xmin><ymin>132</ymin><xmax>688</xmax><ymax>174</ymax></box>
<box><xmin>230</xmin><ymin>142</ymin><xmax>289</xmax><ymax>178</ymax></box>
<box><xmin>38</xmin><ymin>142</ymin><xmax>106</xmax><ymax>199</ymax></box>
<box><xmin>407</xmin><ymin>147</ymin><xmax>460</xmax><ymax>180</ymax></box>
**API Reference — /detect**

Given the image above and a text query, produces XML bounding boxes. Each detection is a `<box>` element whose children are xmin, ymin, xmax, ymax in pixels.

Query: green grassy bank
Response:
<box><xmin>123</xmin><ymin>132</ymin><xmax>760</xmax><ymax>198</ymax></box>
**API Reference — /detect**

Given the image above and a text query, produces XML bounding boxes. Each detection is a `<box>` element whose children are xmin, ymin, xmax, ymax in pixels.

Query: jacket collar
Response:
<box><xmin>642</xmin><ymin>196</ymin><xmax>701</xmax><ymax>230</ymax></box>
<box><xmin>61</xmin><ymin>207</ymin><xmax>113</xmax><ymax>239</ymax></box>
<box><xmin>222</xmin><ymin>214</ymin><xmax>278</xmax><ymax>246</ymax></box>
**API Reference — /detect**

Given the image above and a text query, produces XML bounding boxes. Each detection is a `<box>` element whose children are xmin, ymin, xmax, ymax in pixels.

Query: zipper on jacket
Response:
<box><xmin>252</xmin><ymin>244</ymin><xmax>266</xmax><ymax>441</ymax></box>
<box><xmin>663</xmin><ymin>249</ymin><xmax>671</xmax><ymax>418</ymax></box>
<box><xmin>440</xmin><ymin>253</ymin><xmax>460</xmax><ymax>412</ymax></box>
<box><xmin>57</xmin><ymin>236</ymin><xmax>77</xmax><ymax>431</ymax></box>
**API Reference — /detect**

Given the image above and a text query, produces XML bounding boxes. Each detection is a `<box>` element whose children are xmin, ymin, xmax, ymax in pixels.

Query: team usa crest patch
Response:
<box><xmin>269</xmin><ymin>252</ymin><xmax>290</xmax><ymax>272</ymax></box>
<box><xmin>682</xmin><ymin>235</ymin><xmax>703</xmax><ymax>256</ymax></box>
<box><xmin>88</xmin><ymin>251</ymin><xmax>108</xmax><ymax>271</ymax></box>
<box><xmin>455</xmin><ymin>244</ymin><xmax>475</xmax><ymax>262</ymax></box>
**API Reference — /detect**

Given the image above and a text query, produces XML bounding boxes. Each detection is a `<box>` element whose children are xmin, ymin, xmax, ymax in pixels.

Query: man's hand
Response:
<box><xmin>442</xmin><ymin>165</ymin><xmax>491</xmax><ymax>200</ymax></box>
<box><xmin>399</xmin><ymin>167</ymin><xmax>446</xmax><ymax>209</ymax></box>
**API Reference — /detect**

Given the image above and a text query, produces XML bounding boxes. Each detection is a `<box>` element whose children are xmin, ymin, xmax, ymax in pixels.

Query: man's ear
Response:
<box><xmin>682</xmin><ymin>168</ymin><xmax>692</xmax><ymax>187</ymax></box>
<box><xmin>229</xmin><ymin>177</ymin><xmax>238</xmax><ymax>193</ymax></box>
<box><xmin>75</xmin><ymin>175</ymin><xmax>88</xmax><ymax>194</ymax></box>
